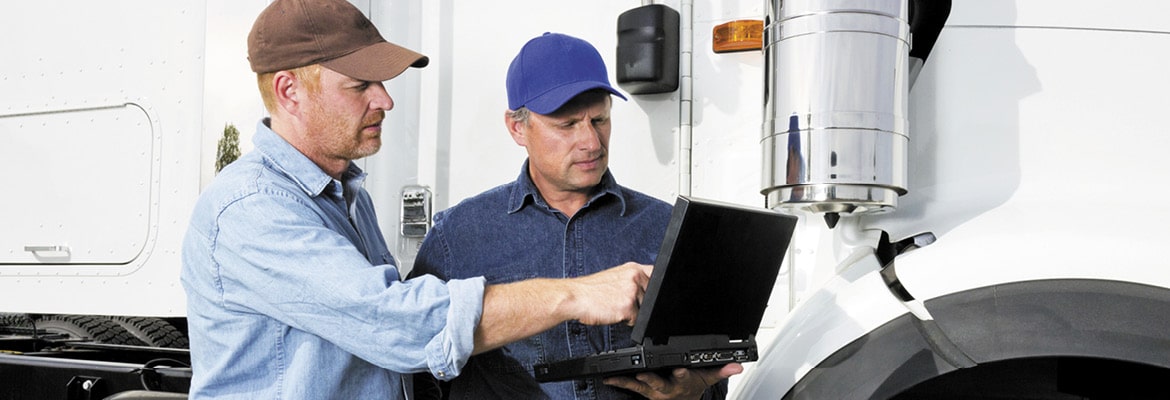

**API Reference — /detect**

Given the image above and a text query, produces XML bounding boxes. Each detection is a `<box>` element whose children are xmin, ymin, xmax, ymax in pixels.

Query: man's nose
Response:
<box><xmin>370</xmin><ymin>82</ymin><xmax>394</xmax><ymax>111</ymax></box>
<box><xmin>575</xmin><ymin>123</ymin><xmax>602</xmax><ymax>151</ymax></box>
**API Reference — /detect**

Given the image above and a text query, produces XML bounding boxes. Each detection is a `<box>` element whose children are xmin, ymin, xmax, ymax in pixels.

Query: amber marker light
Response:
<box><xmin>712</xmin><ymin>19</ymin><xmax>764</xmax><ymax>53</ymax></box>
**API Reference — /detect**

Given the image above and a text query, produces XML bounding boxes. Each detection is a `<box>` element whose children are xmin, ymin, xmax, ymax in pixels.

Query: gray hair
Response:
<box><xmin>507</xmin><ymin>107</ymin><xmax>531</xmax><ymax>125</ymax></box>
<box><xmin>507</xmin><ymin>90</ymin><xmax>611</xmax><ymax>125</ymax></box>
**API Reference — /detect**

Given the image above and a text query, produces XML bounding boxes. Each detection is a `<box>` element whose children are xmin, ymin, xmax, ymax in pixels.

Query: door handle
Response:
<box><xmin>24</xmin><ymin>245</ymin><xmax>71</xmax><ymax>253</ymax></box>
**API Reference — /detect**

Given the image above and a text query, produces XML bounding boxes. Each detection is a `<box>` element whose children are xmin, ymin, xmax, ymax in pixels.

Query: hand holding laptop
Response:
<box><xmin>603</xmin><ymin>363</ymin><xmax>744</xmax><ymax>400</ymax></box>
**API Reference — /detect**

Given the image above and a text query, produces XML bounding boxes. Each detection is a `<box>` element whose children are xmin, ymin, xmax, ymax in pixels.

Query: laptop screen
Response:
<box><xmin>631</xmin><ymin>196</ymin><xmax>797</xmax><ymax>343</ymax></box>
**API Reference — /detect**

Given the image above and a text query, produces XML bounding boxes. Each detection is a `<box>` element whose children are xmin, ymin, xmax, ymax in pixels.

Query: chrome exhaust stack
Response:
<box><xmin>761</xmin><ymin>0</ymin><xmax>911</xmax><ymax>227</ymax></box>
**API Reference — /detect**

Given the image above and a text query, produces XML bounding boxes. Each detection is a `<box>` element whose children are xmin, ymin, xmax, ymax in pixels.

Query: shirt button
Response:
<box><xmin>437</xmin><ymin>371</ymin><xmax>446</xmax><ymax>378</ymax></box>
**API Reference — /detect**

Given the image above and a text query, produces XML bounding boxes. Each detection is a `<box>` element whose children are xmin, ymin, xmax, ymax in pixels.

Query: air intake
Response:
<box><xmin>761</xmin><ymin>0</ymin><xmax>910</xmax><ymax>225</ymax></box>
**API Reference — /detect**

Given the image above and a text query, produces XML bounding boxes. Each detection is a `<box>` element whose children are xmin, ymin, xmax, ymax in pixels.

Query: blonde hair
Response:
<box><xmin>257</xmin><ymin>64</ymin><xmax>322</xmax><ymax>113</ymax></box>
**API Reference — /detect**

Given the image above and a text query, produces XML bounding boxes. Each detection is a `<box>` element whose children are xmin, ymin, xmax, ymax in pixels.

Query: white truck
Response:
<box><xmin>2</xmin><ymin>0</ymin><xmax>1169</xmax><ymax>398</ymax></box>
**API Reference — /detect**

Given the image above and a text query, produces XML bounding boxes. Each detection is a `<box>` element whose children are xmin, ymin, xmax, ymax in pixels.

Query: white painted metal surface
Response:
<box><xmin>0</xmin><ymin>1</ymin><xmax>208</xmax><ymax>316</ymax></box>
<box><xmin>1</xmin><ymin>105</ymin><xmax>154</xmax><ymax>265</ymax></box>
<box><xmin>731</xmin><ymin>1</ymin><xmax>1170</xmax><ymax>397</ymax></box>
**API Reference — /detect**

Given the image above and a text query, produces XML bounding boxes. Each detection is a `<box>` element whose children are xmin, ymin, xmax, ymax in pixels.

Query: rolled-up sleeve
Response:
<box><xmin>425</xmin><ymin>276</ymin><xmax>484</xmax><ymax>379</ymax></box>
<box><xmin>408</xmin><ymin>208</ymin><xmax>482</xmax><ymax>378</ymax></box>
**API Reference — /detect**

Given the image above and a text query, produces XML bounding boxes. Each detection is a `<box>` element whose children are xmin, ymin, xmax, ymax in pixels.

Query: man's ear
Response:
<box><xmin>273</xmin><ymin>71</ymin><xmax>302</xmax><ymax>116</ymax></box>
<box><xmin>505</xmin><ymin>111</ymin><xmax>527</xmax><ymax>147</ymax></box>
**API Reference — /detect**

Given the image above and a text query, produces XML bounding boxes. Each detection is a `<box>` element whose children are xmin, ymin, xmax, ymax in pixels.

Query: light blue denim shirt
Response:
<box><xmin>181</xmin><ymin>119</ymin><xmax>485</xmax><ymax>399</ymax></box>
<box><xmin>408</xmin><ymin>162</ymin><xmax>726</xmax><ymax>399</ymax></box>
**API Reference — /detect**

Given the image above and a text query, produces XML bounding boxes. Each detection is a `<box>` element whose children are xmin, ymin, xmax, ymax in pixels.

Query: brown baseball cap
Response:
<box><xmin>247</xmin><ymin>0</ymin><xmax>428</xmax><ymax>82</ymax></box>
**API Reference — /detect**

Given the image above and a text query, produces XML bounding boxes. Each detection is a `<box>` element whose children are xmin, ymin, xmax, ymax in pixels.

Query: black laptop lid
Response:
<box><xmin>631</xmin><ymin>196</ymin><xmax>797</xmax><ymax>343</ymax></box>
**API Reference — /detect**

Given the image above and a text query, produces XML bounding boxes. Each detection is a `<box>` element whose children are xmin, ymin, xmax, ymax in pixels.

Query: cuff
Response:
<box><xmin>425</xmin><ymin>276</ymin><xmax>486</xmax><ymax>380</ymax></box>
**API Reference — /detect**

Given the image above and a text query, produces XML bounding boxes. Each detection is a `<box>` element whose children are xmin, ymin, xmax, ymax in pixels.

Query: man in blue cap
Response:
<box><xmin>409</xmin><ymin>32</ymin><xmax>741</xmax><ymax>399</ymax></box>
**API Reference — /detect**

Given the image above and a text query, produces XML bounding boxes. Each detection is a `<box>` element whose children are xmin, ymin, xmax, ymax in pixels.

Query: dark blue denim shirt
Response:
<box><xmin>409</xmin><ymin>162</ymin><xmax>720</xmax><ymax>399</ymax></box>
<box><xmin>410</xmin><ymin>161</ymin><xmax>680</xmax><ymax>399</ymax></box>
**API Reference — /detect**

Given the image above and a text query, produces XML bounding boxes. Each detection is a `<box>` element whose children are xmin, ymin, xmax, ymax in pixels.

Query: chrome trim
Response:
<box><xmin>762</xmin><ymin>0</ymin><xmax>910</xmax><ymax>215</ymax></box>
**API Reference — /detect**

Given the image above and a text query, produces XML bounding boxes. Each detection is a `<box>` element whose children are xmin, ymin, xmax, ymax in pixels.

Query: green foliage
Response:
<box><xmin>216</xmin><ymin>123</ymin><xmax>241</xmax><ymax>174</ymax></box>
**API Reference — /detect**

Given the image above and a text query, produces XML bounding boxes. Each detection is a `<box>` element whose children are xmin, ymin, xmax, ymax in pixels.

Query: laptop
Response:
<box><xmin>533</xmin><ymin>195</ymin><xmax>798</xmax><ymax>382</ymax></box>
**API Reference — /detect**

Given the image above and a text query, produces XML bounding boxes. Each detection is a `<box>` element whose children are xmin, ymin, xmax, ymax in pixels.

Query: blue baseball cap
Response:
<box><xmin>506</xmin><ymin>32</ymin><xmax>627</xmax><ymax>114</ymax></box>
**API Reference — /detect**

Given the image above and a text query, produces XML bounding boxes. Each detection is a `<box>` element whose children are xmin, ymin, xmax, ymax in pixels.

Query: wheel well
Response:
<box><xmin>783</xmin><ymin>279</ymin><xmax>1170</xmax><ymax>399</ymax></box>
<box><xmin>895</xmin><ymin>356</ymin><xmax>1170</xmax><ymax>399</ymax></box>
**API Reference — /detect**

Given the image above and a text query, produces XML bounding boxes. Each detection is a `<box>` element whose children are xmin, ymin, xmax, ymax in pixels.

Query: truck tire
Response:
<box><xmin>0</xmin><ymin>312</ymin><xmax>33</xmax><ymax>328</ymax></box>
<box><xmin>105</xmin><ymin>316</ymin><xmax>189</xmax><ymax>349</ymax></box>
<box><xmin>32</xmin><ymin>314</ymin><xmax>146</xmax><ymax>346</ymax></box>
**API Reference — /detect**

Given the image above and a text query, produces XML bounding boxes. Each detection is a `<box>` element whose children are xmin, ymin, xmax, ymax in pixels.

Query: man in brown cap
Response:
<box><xmin>180</xmin><ymin>1</ymin><xmax>653</xmax><ymax>398</ymax></box>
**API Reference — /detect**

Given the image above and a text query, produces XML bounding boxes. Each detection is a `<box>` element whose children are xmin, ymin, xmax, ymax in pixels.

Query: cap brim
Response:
<box><xmin>524</xmin><ymin>81</ymin><xmax>628</xmax><ymax>114</ymax></box>
<box><xmin>323</xmin><ymin>41</ymin><xmax>429</xmax><ymax>82</ymax></box>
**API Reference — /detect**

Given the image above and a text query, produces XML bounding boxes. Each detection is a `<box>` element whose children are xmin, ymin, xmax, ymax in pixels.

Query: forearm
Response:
<box><xmin>471</xmin><ymin>262</ymin><xmax>649</xmax><ymax>355</ymax></box>
<box><xmin>473</xmin><ymin>278</ymin><xmax>573</xmax><ymax>354</ymax></box>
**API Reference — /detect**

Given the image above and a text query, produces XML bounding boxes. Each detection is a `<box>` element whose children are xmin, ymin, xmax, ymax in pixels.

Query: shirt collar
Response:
<box><xmin>253</xmin><ymin>118</ymin><xmax>366</xmax><ymax>197</ymax></box>
<box><xmin>507</xmin><ymin>159</ymin><xmax>628</xmax><ymax>216</ymax></box>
